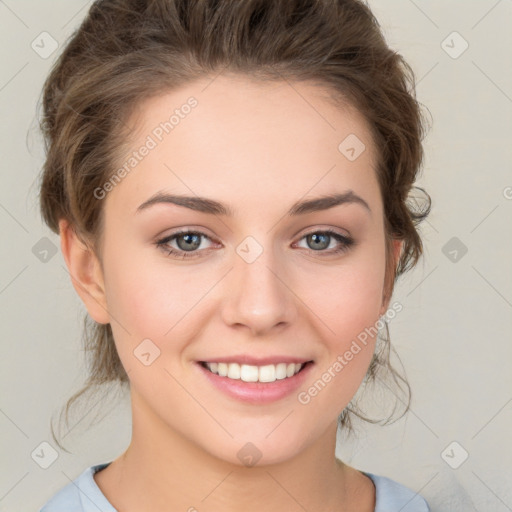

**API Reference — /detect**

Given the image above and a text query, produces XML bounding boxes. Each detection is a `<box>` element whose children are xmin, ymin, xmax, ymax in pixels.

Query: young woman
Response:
<box><xmin>38</xmin><ymin>0</ymin><xmax>431</xmax><ymax>510</ymax></box>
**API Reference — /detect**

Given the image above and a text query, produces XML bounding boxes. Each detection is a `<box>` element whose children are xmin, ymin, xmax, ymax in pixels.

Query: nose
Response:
<box><xmin>220</xmin><ymin>244</ymin><xmax>297</xmax><ymax>336</ymax></box>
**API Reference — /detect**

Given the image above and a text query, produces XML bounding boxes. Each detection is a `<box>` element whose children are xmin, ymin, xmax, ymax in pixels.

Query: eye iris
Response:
<box><xmin>308</xmin><ymin>233</ymin><xmax>329</xmax><ymax>250</ymax></box>
<box><xmin>177</xmin><ymin>233</ymin><xmax>201</xmax><ymax>251</ymax></box>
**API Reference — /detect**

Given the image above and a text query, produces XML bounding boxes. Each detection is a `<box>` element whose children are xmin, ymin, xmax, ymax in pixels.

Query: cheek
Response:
<box><xmin>99</xmin><ymin>234</ymin><xmax>173</xmax><ymax>362</ymax></box>
<box><xmin>330</xmin><ymin>272</ymin><xmax>384</xmax><ymax>348</ymax></box>
<box><xmin>297</xmin><ymin>268</ymin><xmax>384</xmax><ymax>419</ymax></box>
<box><xmin>101</xmin><ymin>243</ymin><xmax>218</xmax><ymax>371</ymax></box>
<box><xmin>101</xmin><ymin>229</ymin><xmax>184</xmax><ymax>332</ymax></box>
<box><xmin>298</xmin><ymin>242</ymin><xmax>386</xmax><ymax>404</ymax></box>
<box><xmin>305</xmin><ymin>240</ymin><xmax>387</xmax><ymax>344</ymax></box>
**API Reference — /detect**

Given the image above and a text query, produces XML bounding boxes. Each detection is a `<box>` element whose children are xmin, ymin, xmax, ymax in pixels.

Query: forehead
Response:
<box><xmin>107</xmin><ymin>73</ymin><xmax>381</xmax><ymax>218</ymax></box>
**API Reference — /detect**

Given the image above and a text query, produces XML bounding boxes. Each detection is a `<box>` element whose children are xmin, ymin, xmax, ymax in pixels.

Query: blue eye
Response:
<box><xmin>156</xmin><ymin>230</ymin><xmax>214</xmax><ymax>259</ymax></box>
<box><xmin>155</xmin><ymin>229</ymin><xmax>354</xmax><ymax>259</ymax></box>
<box><xmin>296</xmin><ymin>229</ymin><xmax>355</xmax><ymax>255</ymax></box>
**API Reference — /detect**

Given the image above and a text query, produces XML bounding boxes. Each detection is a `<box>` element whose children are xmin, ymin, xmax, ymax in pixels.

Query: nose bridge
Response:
<box><xmin>221</xmin><ymin>235</ymin><xmax>296</xmax><ymax>334</ymax></box>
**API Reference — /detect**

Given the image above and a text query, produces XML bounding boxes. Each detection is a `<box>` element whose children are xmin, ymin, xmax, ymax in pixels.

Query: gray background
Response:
<box><xmin>1</xmin><ymin>1</ymin><xmax>511</xmax><ymax>511</ymax></box>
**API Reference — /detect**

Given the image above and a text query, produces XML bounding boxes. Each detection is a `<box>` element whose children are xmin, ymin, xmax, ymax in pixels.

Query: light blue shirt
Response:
<box><xmin>39</xmin><ymin>462</ymin><xmax>430</xmax><ymax>511</ymax></box>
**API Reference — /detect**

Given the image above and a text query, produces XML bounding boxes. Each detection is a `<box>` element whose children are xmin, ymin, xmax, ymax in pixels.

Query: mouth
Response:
<box><xmin>199</xmin><ymin>360</ymin><xmax>312</xmax><ymax>383</ymax></box>
<box><xmin>196</xmin><ymin>360</ymin><xmax>315</xmax><ymax>404</ymax></box>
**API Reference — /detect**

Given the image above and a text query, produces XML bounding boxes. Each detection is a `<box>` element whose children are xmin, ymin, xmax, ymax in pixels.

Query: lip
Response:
<box><xmin>199</xmin><ymin>355</ymin><xmax>312</xmax><ymax>366</ymax></box>
<box><xmin>196</xmin><ymin>360</ymin><xmax>314</xmax><ymax>404</ymax></box>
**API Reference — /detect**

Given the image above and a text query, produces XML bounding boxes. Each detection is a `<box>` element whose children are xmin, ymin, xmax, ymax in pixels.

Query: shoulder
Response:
<box><xmin>363</xmin><ymin>472</ymin><xmax>431</xmax><ymax>512</ymax></box>
<box><xmin>39</xmin><ymin>463</ymin><xmax>116</xmax><ymax>512</ymax></box>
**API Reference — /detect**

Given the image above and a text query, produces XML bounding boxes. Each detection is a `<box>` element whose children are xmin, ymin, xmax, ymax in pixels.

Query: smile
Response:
<box><xmin>201</xmin><ymin>361</ymin><xmax>305</xmax><ymax>383</ymax></box>
<box><xmin>197</xmin><ymin>360</ymin><xmax>314</xmax><ymax>404</ymax></box>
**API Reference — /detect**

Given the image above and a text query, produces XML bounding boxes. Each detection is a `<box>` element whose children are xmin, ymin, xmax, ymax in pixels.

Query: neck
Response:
<box><xmin>95</xmin><ymin>391</ymin><xmax>368</xmax><ymax>512</ymax></box>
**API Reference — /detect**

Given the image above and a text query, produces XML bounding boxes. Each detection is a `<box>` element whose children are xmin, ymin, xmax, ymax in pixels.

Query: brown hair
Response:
<box><xmin>38</xmin><ymin>0</ymin><xmax>431</xmax><ymax>450</ymax></box>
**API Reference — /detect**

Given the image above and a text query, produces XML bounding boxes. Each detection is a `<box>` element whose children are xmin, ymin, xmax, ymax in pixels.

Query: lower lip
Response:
<box><xmin>196</xmin><ymin>362</ymin><xmax>314</xmax><ymax>404</ymax></box>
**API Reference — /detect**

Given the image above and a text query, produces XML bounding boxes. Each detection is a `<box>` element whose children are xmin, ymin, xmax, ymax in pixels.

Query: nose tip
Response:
<box><xmin>220</xmin><ymin>252</ymin><xmax>296</xmax><ymax>336</ymax></box>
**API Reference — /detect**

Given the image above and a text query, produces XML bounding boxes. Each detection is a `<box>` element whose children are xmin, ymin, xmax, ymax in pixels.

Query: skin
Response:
<box><xmin>60</xmin><ymin>72</ymin><xmax>402</xmax><ymax>512</ymax></box>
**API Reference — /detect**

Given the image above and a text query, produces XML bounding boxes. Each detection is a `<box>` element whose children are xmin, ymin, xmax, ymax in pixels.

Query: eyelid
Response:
<box><xmin>293</xmin><ymin>224</ymin><xmax>351</xmax><ymax>239</ymax></box>
<box><xmin>155</xmin><ymin>226</ymin><xmax>355</xmax><ymax>260</ymax></box>
<box><xmin>156</xmin><ymin>229</ymin><xmax>217</xmax><ymax>252</ymax></box>
<box><xmin>292</xmin><ymin>228</ymin><xmax>354</xmax><ymax>252</ymax></box>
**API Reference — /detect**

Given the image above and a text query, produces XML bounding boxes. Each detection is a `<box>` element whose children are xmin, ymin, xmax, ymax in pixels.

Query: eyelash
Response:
<box><xmin>155</xmin><ymin>229</ymin><xmax>355</xmax><ymax>260</ymax></box>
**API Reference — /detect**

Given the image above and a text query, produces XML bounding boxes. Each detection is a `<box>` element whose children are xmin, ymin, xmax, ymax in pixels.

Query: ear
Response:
<box><xmin>379</xmin><ymin>238</ymin><xmax>403</xmax><ymax>316</ymax></box>
<box><xmin>58</xmin><ymin>219</ymin><xmax>110</xmax><ymax>324</ymax></box>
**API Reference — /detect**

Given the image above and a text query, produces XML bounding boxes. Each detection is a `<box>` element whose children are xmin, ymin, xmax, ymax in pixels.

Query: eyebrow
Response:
<box><xmin>136</xmin><ymin>190</ymin><xmax>371</xmax><ymax>217</ymax></box>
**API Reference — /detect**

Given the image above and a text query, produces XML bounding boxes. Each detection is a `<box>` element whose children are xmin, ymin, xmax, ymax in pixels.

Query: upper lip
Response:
<box><xmin>199</xmin><ymin>355</ymin><xmax>313</xmax><ymax>366</ymax></box>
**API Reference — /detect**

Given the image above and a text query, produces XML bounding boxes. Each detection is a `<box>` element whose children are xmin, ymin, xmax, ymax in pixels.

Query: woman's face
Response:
<box><xmin>92</xmin><ymin>74</ymin><xmax>398</xmax><ymax>466</ymax></box>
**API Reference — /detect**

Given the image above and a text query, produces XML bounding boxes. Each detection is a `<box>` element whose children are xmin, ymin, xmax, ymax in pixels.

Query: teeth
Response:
<box><xmin>218</xmin><ymin>362</ymin><xmax>228</xmax><ymax>377</ymax></box>
<box><xmin>204</xmin><ymin>362</ymin><xmax>305</xmax><ymax>383</ymax></box>
<box><xmin>258</xmin><ymin>365</ymin><xmax>275</xmax><ymax>383</ymax></box>
<box><xmin>227</xmin><ymin>363</ymin><xmax>241</xmax><ymax>379</ymax></box>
